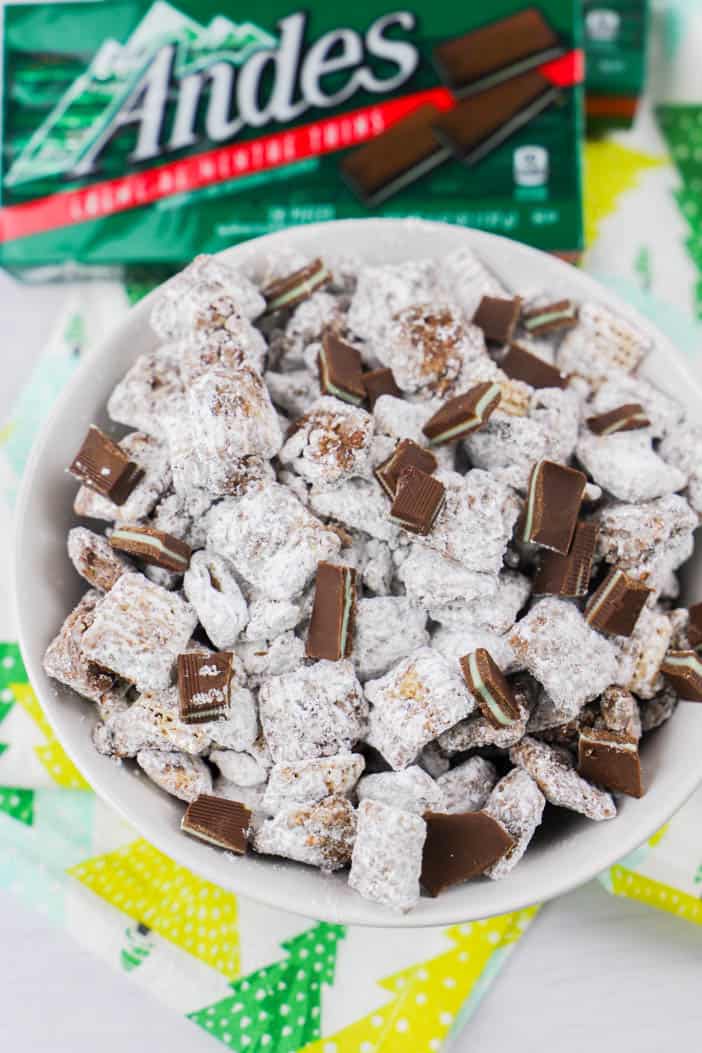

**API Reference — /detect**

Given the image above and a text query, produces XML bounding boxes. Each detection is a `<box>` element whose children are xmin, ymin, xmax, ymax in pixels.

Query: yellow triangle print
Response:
<box><xmin>303</xmin><ymin>909</ymin><xmax>537</xmax><ymax>1053</ymax></box>
<box><xmin>69</xmin><ymin>839</ymin><xmax>240</xmax><ymax>977</ymax></box>
<box><xmin>584</xmin><ymin>141</ymin><xmax>664</xmax><ymax>249</ymax></box>
<box><xmin>610</xmin><ymin>865</ymin><xmax>702</xmax><ymax>925</ymax></box>
<box><xmin>35</xmin><ymin>739</ymin><xmax>91</xmax><ymax>790</ymax></box>
<box><xmin>12</xmin><ymin>681</ymin><xmax>90</xmax><ymax>789</ymax></box>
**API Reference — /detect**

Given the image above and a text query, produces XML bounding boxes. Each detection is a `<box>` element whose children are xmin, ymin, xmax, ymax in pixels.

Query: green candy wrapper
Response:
<box><xmin>0</xmin><ymin>0</ymin><xmax>584</xmax><ymax>273</ymax></box>
<box><xmin>584</xmin><ymin>0</ymin><xmax>650</xmax><ymax>130</ymax></box>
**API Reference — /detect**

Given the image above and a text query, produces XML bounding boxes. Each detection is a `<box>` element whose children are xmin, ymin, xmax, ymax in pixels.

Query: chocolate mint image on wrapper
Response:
<box><xmin>432</xmin><ymin>71</ymin><xmax>562</xmax><ymax>170</ymax></box>
<box><xmin>0</xmin><ymin>0</ymin><xmax>584</xmax><ymax>272</ymax></box>
<box><xmin>432</xmin><ymin>7</ymin><xmax>565</xmax><ymax>97</ymax></box>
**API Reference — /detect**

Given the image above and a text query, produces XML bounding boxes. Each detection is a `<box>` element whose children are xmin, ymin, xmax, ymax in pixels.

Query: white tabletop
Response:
<box><xmin>0</xmin><ymin>272</ymin><xmax>700</xmax><ymax>1053</ymax></box>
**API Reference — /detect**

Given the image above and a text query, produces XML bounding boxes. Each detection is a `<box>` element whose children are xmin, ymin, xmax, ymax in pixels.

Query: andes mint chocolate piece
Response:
<box><xmin>319</xmin><ymin>332</ymin><xmax>366</xmax><ymax>406</ymax></box>
<box><xmin>501</xmin><ymin>343</ymin><xmax>568</xmax><ymax>390</ymax></box>
<box><xmin>522</xmin><ymin>299</ymin><xmax>577</xmax><ymax>335</ymax></box>
<box><xmin>262</xmin><ymin>258</ymin><xmax>331</xmax><ymax>313</ymax></box>
<box><xmin>522</xmin><ymin>460</ymin><xmax>587</xmax><ymax>554</ymax></box>
<box><xmin>433</xmin><ymin>73</ymin><xmax>559</xmax><ymax>169</ymax></box>
<box><xmin>586</xmin><ymin>403</ymin><xmax>651</xmax><ymax>436</ymax></box>
<box><xmin>460</xmin><ymin>649</ymin><xmax>521</xmax><ymax>729</ymax></box>
<box><xmin>177</xmin><ymin>651</ymin><xmax>232</xmax><ymax>724</ymax></box>
<box><xmin>109</xmin><ymin>525</ymin><xmax>191</xmax><ymax>573</ymax></box>
<box><xmin>362</xmin><ymin>367</ymin><xmax>401</xmax><ymax>408</ymax></box>
<box><xmin>375</xmin><ymin>439</ymin><xmax>437</xmax><ymax>498</ymax></box>
<box><xmin>181</xmin><ymin>795</ymin><xmax>251</xmax><ymax>853</ymax></box>
<box><xmin>421</xmin><ymin>811</ymin><xmax>514</xmax><ymax>896</ymax></box>
<box><xmin>340</xmin><ymin>104</ymin><xmax>450</xmax><ymax>207</ymax></box>
<box><xmin>661</xmin><ymin>650</ymin><xmax>702</xmax><ymax>702</ymax></box>
<box><xmin>69</xmin><ymin>425</ymin><xmax>143</xmax><ymax>505</ymax></box>
<box><xmin>390</xmin><ymin>466</ymin><xmax>446</xmax><ymax>535</ymax></box>
<box><xmin>578</xmin><ymin>728</ymin><xmax>644</xmax><ymax>798</ymax></box>
<box><xmin>472</xmin><ymin>296</ymin><xmax>522</xmax><ymax>345</ymax></box>
<box><xmin>687</xmin><ymin>602</ymin><xmax>702</xmax><ymax>649</ymax></box>
<box><xmin>533</xmin><ymin>520</ymin><xmax>598</xmax><ymax>598</ymax></box>
<box><xmin>433</xmin><ymin>9</ymin><xmax>563</xmax><ymax>97</ymax></box>
<box><xmin>585</xmin><ymin>568</ymin><xmax>652</xmax><ymax>637</ymax></box>
<box><xmin>421</xmin><ymin>382</ymin><xmax>502</xmax><ymax>445</ymax></box>
<box><xmin>306</xmin><ymin>562</ymin><xmax>357</xmax><ymax>661</ymax></box>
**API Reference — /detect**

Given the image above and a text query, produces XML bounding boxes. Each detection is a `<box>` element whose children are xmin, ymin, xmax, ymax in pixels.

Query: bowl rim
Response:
<box><xmin>14</xmin><ymin>217</ymin><xmax>702</xmax><ymax>927</ymax></box>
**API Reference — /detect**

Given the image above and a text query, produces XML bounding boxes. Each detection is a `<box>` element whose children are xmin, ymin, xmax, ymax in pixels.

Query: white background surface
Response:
<box><xmin>0</xmin><ymin>273</ymin><xmax>701</xmax><ymax>1051</ymax></box>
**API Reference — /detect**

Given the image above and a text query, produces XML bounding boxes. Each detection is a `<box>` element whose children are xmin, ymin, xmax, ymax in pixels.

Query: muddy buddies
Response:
<box><xmin>44</xmin><ymin>246</ymin><xmax>702</xmax><ymax>913</ymax></box>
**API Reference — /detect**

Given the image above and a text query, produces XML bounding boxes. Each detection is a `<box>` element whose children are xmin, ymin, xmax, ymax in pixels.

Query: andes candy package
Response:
<box><xmin>0</xmin><ymin>0</ymin><xmax>583</xmax><ymax>272</ymax></box>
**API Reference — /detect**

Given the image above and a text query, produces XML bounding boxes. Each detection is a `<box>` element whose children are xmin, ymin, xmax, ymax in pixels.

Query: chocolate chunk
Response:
<box><xmin>661</xmin><ymin>650</ymin><xmax>702</xmax><ymax>702</ymax></box>
<box><xmin>319</xmin><ymin>332</ymin><xmax>366</xmax><ymax>406</ymax></box>
<box><xmin>533</xmin><ymin>520</ymin><xmax>598</xmax><ymax>598</ymax></box>
<box><xmin>522</xmin><ymin>460</ymin><xmax>587</xmax><ymax>554</ymax></box>
<box><xmin>422</xmin><ymin>382</ymin><xmax>502</xmax><ymax>445</ymax></box>
<box><xmin>177</xmin><ymin>651</ymin><xmax>232</xmax><ymax>724</ymax></box>
<box><xmin>522</xmin><ymin>299</ymin><xmax>577</xmax><ymax>335</ymax></box>
<box><xmin>578</xmin><ymin>728</ymin><xmax>644</xmax><ymax>798</ymax></box>
<box><xmin>69</xmin><ymin>425</ymin><xmax>143</xmax><ymax>505</ymax></box>
<box><xmin>181</xmin><ymin>795</ymin><xmax>251</xmax><ymax>853</ymax></box>
<box><xmin>262</xmin><ymin>258</ymin><xmax>330</xmax><ymax>313</ymax></box>
<box><xmin>687</xmin><ymin>602</ymin><xmax>702</xmax><ymax>649</ymax></box>
<box><xmin>110</xmin><ymin>525</ymin><xmax>191</xmax><ymax>572</ymax></box>
<box><xmin>472</xmin><ymin>296</ymin><xmax>522</xmax><ymax>345</ymax></box>
<box><xmin>362</xmin><ymin>367</ymin><xmax>401</xmax><ymax>408</ymax></box>
<box><xmin>433</xmin><ymin>9</ymin><xmax>563</xmax><ymax>97</ymax></box>
<box><xmin>390</xmin><ymin>466</ymin><xmax>446</xmax><ymax>536</ymax></box>
<box><xmin>460</xmin><ymin>649</ymin><xmax>521</xmax><ymax>729</ymax></box>
<box><xmin>433</xmin><ymin>73</ymin><xmax>559</xmax><ymax>168</ymax></box>
<box><xmin>421</xmin><ymin>811</ymin><xmax>514</xmax><ymax>896</ymax></box>
<box><xmin>502</xmin><ymin>343</ymin><xmax>567</xmax><ymax>390</ymax></box>
<box><xmin>341</xmin><ymin>104</ymin><xmax>450</xmax><ymax>207</ymax></box>
<box><xmin>586</xmin><ymin>403</ymin><xmax>651</xmax><ymax>436</ymax></box>
<box><xmin>306</xmin><ymin>562</ymin><xmax>357</xmax><ymax>662</ymax></box>
<box><xmin>375</xmin><ymin>439</ymin><xmax>437</xmax><ymax>498</ymax></box>
<box><xmin>585</xmin><ymin>568</ymin><xmax>652</xmax><ymax>637</ymax></box>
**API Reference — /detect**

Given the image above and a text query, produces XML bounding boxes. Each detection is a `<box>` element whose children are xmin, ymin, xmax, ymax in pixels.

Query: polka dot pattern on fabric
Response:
<box><xmin>69</xmin><ymin>839</ymin><xmax>240</xmax><ymax>976</ymax></box>
<box><xmin>301</xmin><ymin>910</ymin><xmax>538</xmax><ymax>1053</ymax></box>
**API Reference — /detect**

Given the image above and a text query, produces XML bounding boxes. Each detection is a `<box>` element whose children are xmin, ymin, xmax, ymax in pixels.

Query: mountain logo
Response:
<box><xmin>5</xmin><ymin>1</ymin><xmax>278</xmax><ymax>186</ymax></box>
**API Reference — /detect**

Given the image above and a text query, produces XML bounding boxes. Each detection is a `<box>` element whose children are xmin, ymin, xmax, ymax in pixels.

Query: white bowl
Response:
<box><xmin>14</xmin><ymin>219</ymin><xmax>702</xmax><ymax>927</ymax></box>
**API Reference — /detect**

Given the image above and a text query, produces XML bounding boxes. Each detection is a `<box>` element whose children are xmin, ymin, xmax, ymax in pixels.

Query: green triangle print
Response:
<box><xmin>0</xmin><ymin>786</ymin><xmax>35</xmax><ymax>826</ymax></box>
<box><xmin>188</xmin><ymin>922</ymin><xmax>346</xmax><ymax>1051</ymax></box>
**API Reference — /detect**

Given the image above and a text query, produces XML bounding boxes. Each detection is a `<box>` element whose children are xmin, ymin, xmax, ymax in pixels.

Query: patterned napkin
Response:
<box><xmin>0</xmin><ymin>290</ymin><xmax>538</xmax><ymax>1053</ymax></box>
<box><xmin>2</xmin><ymin>78</ymin><xmax>702</xmax><ymax>1049</ymax></box>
